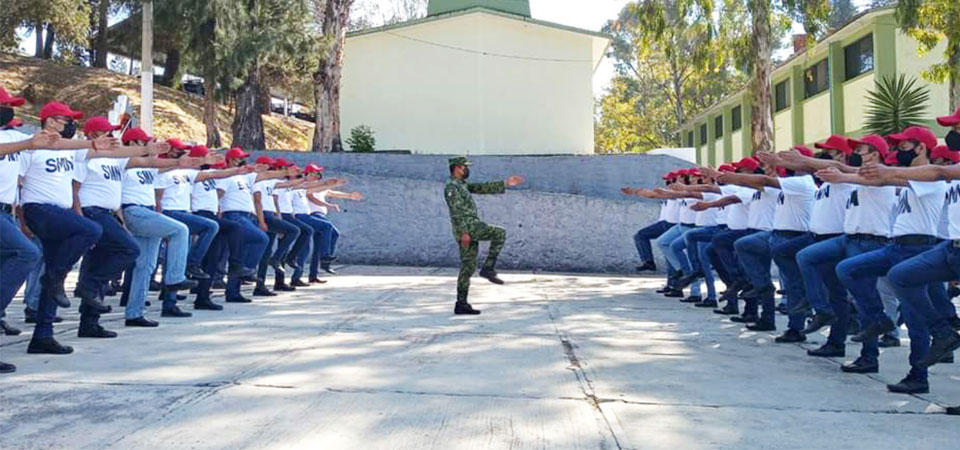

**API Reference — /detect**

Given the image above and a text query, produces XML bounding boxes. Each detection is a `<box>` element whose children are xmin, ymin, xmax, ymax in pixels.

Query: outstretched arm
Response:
<box><xmin>690</xmin><ymin>196</ymin><xmax>742</xmax><ymax>211</ymax></box>
<box><xmin>325</xmin><ymin>190</ymin><xmax>363</xmax><ymax>201</ymax></box>
<box><xmin>859</xmin><ymin>163</ymin><xmax>960</xmax><ymax>182</ymax></box>
<box><xmin>775</xmin><ymin>149</ymin><xmax>856</xmax><ymax>173</ymax></box>
<box><xmin>0</xmin><ymin>131</ymin><xmax>60</xmax><ymax>156</ymax></box>
<box><xmin>816</xmin><ymin>167</ymin><xmax>907</xmax><ymax>187</ymax></box>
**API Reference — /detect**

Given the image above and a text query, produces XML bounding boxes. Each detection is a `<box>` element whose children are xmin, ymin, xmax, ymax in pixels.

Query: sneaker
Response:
<box><xmin>774</xmin><ymin>329</ymin><xmax>806</xmax><ymax>343</ymax></box>
<box><xmin>886</xmin><ymin>374</ymin><xmax>929</xmax><ymax>394</ymax></box>
<box><xmin>840</xmin><ymin>357</ymin><xmax>878</xmax><ymax>373</ymax></box>
<box><xmin>807</xmin><ymin>343</ymin><xmax>845</xmax><ymax>357</ymax></box>
<box><xmin>27</xmin><ymin>337</ymin><xmax>73</xmax><ymax>354</ymax></box>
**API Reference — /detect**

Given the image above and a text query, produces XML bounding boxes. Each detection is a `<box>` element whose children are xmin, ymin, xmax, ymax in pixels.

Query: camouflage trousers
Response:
<box><xmin>456</xmin><ymin>222</ymin><xmax>506</xmax><ymax>303</ymax></box>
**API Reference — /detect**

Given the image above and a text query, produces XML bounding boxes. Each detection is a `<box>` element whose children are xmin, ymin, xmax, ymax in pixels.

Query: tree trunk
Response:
<box><xmin>35</xmin><ymin>21</ymin><xmax>43</xmax><ymax>57</ymax></box>
<box><xmin>311</xmin><ymin>0</ymin><xmax>353</xmax><ymax>153</ymax></box>
<box><xmin>160</xmin><ymin>48</ymin><xmax>182</xmax><ymax>88</ymax></box>
<box><xmin>749</xmin><ymin>0</ymin><xmax>774</xmax><ymax>155</ymax></box>
<box><xmin>949</xmin><ymin>44</ymin><xmax>959</xmax><ymax>111</ymax></box>
<box><xmin>93</xmin><ymin>0</ymin><xmax>110</xmax><ymax>68</ymax></box>
<box><xmin>42</xmin><ymin>25</ymin><xmax>55</xmax><ymax>59</ymax></box>
<box><xmin>203</xmin><ymin>64</ymin><xmax>222</xmax><ymax>148</ymax></box>
<box><xmin>232</xmin><ymin>61</ymin><xmax>266</xmax><ymax>150</ymax></box>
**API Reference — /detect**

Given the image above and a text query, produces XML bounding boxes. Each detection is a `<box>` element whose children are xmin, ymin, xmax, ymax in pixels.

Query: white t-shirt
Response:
<box><xmin>276</xmin><ymin>187</ymin><xmax>294</xmax><ymax>214</ymax></box>
<box><xmin>292</xmin><ymin>189</ymin><xmax>311</xmax><ymax>214</ymax></box>
<box><xmin>720</xmin><ymin>185</ymin><xmax>750</xmax><ymax>230</ymax></box>
<box><xmin>694</xmin><ymin>192</ymin><xmax>721</xmax><ymax>226</ymax></box>
<box><xmin>891</xmin><ymin>181</ymin><xmax>948</xmax><ymax>237</ymax></box>
<box><xmin>0</xmin><ymin>130</ymin><xmax>30</xmax><ymax>205</ymax></box>
<box><xmin>774</xmin><ymin>175</ymin><xmax>816</xmax><ymax>232</ymax></box>
<box><xmin>253</xmin><ymin>179</ymin><xmax>279</xmax><ymax>213</ymax></box>
<box><xmin>121</xmin><ymin>167</ymin><xmax>159</xmax><ymax>207</ymax></box>
<box><xmin>75</xmin><ymin>156</ymin><xmax>130</xmax><ymax>210</ymax></box>
<box><xmin>155</xmin><ymin>169</ymin><xmax>199</xmax><ymax>211</ymax></box>
<box><xmin>218</xmin><ymin>173</ymin><xmax>257</xmax><ymax>213</ymax></box>
<box><xmin>943</xmin><ymin>181</ymin><xmax>960</xmax><ymax>240</ymax></box>
<box><xmin>844</xmin><ymin>186</ymin><xmax>897</xmax><ymax>237</ymax></box>
<box><xmin>662</xmin><ymin>199</ymin><xmax>681</xmax><ymax>224</ymax></box>
<box><xmin>20</xmin><ymin>148</ymin><xmax>85</xmax><ymax>209</ymax></box>
<box><xmin>309</xmin><ymin>190</ymin><xmax>329</xmax><ymax>215</ymax></box>
<box><xmin>191</xmin><ymin>177</ymin><xmax>220</xmax><ymax>213</ymax></box>
<box><xmin>678</xmin><ymin>198</ymin><xmax>697</xmax><ymax>225</ymax></box>
<box><xmin>739</xmin><ymin>187</ymin><xmax>780</xmax><ymax>231</ymax></box>
<box><xmin>807</xmin><ymin>182</ymin><xmax>854</xmax><ymax>235</ymax></box>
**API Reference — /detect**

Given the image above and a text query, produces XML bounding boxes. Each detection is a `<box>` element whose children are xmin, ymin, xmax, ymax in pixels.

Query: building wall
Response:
<box><xmin>843</xmin><ymin>73</ymin><xmax>875</xmax><ymax>134</ymax></box>
<box><xmin>803</xmin><ymin>92</ymin><xmax>832</xmax><ymax>144</ymax></box>
<box><xmin>730</xmin><ymin>130</ymin><xmax>743</xmax><ymax>161</ymax></box>
<box><xmin>340</xmin><ymin>11</ymin><xmax>599</xmax><ymax>155</ymax></box>
<box><xmin>896</xmin><ymin>30</ymin><xmax>951</xmax><ymax>134</ymax></box>
<box><xmin>774</xmin><ymin>109</ymin><xmax>793</xmax><ymax>151</ymax></box>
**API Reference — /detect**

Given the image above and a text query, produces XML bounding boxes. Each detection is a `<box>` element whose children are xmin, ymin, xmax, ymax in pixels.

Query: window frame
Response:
<box><xmin>844</xmin><ymin>34</ymin><xmax>874</xmax><ymax>81</ymax></box>
<box><xmin>804</xmin><ymin>58</ymin><xmax>830</xmax><ymax>99</ymax></box>
<box><xmin>774</xmin><ymin>80</ymin><xmax>790</xmax><ymax>112</ymax></box>
<box><xmin>687</xmin><ymin>131</ymin><xmax>694</xmax><ymax>147</ymax></box>
<box><xmin>715</xmin><ymin>115</ymin><xmax>723</xmax><ymax>139</ymax></box>
<box><xmin>731</xmin><ymin>105</ymin><xmax>742</xmax><ymax>131</ymax></box>
<box><xmin>699</xmin><ymin>124</ymin><xmax>707</xmax><ymax>146</ymax></box>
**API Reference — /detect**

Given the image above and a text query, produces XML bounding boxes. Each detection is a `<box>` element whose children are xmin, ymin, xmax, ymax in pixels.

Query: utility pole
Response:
<box><xmin>140</xmin><ymin>0</ymin><xmax>154</xmax><ymax>134</ymax></box>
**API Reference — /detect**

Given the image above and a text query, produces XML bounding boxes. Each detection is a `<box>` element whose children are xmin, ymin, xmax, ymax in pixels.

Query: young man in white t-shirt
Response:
<box><xmin>640</xmin><ymin>169</ymin><xmax>704</xmax><ymax>300</ymax></box>
<box><xmin>251</xmin><ymin>157</ymin><xmax>304</xmax><ymax>296</ymax></box>
<box><xmin>625</xmin><ymin>171</ymin><xmax>681</xmax><ymax>273</ymax></box>
<box><xmin>304</xmin><ymin>176</ymin><xmax>362</xmax><ymax>280</ymax></box>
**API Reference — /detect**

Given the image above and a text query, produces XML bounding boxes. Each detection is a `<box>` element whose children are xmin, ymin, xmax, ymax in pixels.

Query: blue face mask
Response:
<box><xmin>946</xmin><ymin>130</ymin><xmax>960</xmax><ymax>152</ymax></box>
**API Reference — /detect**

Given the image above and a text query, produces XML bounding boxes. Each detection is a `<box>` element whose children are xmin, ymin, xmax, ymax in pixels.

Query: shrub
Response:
<box><xmin>347</xmin><ymin>125</ymin><xmax>375</xmax><ymax>152</ymax></box>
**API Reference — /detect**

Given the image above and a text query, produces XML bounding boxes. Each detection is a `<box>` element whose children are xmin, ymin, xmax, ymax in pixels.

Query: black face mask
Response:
<box><xmin>59</xmin><ymin>121</ymin><xmax>77</xmax><ymax>139</ymax></box>
<box><xmin>0</xmin><ymin>108</ymin><xmax>13</xmax><ymax>127</ymax></box>
<box><xmin>753</xmin><ymin>168</ymin><xmax>764</xmax><ymax>175</ymax></box>
<box><xmin>200</xmin><ymin>164</ymin><xmax>211</xmax><ymax>170</ymax></box>
<box><xmin>946</xmin><ymin>130</ymin><xmax>960</xmax><ymax>152</ymax></box>
<box><xmin>815</xmin><ymin>152</ymin><xmax>834</xmax><ymax>161</ymax></box>
<box><xmin>462</xmin><ymin>167</ymin><xmax>470</xmax><ymax>180</ymax></box>
<box><xmin>847</xmin><ymin>153</ymin><xmax>864</xmax><ymax>167</ymax></box>
<box><xmin>896</xmin><ymin>149</ymin><xmax>918</xmax><ymax>167</ymax></box>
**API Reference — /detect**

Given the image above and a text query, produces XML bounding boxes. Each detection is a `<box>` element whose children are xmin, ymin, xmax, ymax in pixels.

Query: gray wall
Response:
<box><xmin>258</xmin><ymin>152</ymin><xmax>691</xmax><ymax>274</ymax></box>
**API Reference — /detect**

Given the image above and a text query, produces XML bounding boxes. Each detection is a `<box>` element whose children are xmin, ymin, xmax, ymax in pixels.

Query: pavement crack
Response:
<box><xmin>598</xmin><ymin>397</ymin><xmax>940</xmax><ymax>415</ymax></box>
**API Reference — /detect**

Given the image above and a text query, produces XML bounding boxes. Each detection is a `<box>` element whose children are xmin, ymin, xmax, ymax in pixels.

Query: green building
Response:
<box><xmin>677</xmin><ymin>7</ymin><xmax>952</xmax><ymax>166</ymax></box>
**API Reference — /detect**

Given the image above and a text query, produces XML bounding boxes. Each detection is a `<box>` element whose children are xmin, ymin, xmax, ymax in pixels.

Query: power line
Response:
<box><xmin>381</xmin><ymin>30</ymin><xmax>596</xmax><ymax>64</ymax></box>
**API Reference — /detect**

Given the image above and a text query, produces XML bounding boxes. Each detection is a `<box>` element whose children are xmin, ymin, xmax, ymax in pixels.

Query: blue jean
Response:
<box><xmin>656</xmin><ymin>224</ymin><xmax>689</xmax><ymax>276</ymax></box>
<box><xmin>0</xmin><ymin>212</ymin><xmax>41</xmax><ymax>317</ymax></box>
<box><xmin>23</xmin><ymin>238</ymin><xmax>42</xmax><ymax>314</ymax></box>
<box><xmin>634</xmin><ymin>220</ymin><xmax>672</xmax><ymax>264</ymax></box>
<box><xmin>711</xmin><ymin>228</ymin><xmax>755</xmax><ymax>286</ymax></box>
<box><xmin>684</xmin><ymin>226</ymin><xmax>721</xmax><ymax>300</ymax></box>
<box><xmin>286</xmin><ymin>214</ymin><xmax>313</xmax><ymax>280</ymax></box>
<box><xmin>735</xmin><ymin>231</ymin><xmax>774</xmax><ymax>322</ymax></box>
<box><xmin>770</xmin><ymin>232</ymin><xmax>816</xmax><ymax>332</ymax></box>
<box><xmin>193</xmin><ymin>211</ymin><xmax>241</xmax><ymax>301</ymax></box>
<box><xmin>222</xmin><ymin>212</ymin><xmax>269</xmax><ymax>300</ymax></box>
<box><xmin>77</xmin><ymin>207</ymin><xmax>140</xmax><ymax>298</ymax></box>
<box><xmin>122</xmin><ymin>205</ymin><xmax>189</xmax><ymax>319</ymax></box>
<box><xmin>257</xmin><ymin>211</ymin><xmax>301</xmax><ymax>281</ymax></box>
<box><xmin>668</xmin><ymin>227</ymin><xmax>702</xmax><ymax>297</ymax></box>
<box><xmin>164</xmin><ymin>210</ymin><xmax>219</xmax><ymax>267</ymax></box>
<box><xmin>303</xmin><ymin>213</ymin><xmax>339</xmax><ymax>279</ymax></box>
<box><xmin>21</xmin><ymin>203</ymin><xmax>102</xmax><ymax>337</ymax></box>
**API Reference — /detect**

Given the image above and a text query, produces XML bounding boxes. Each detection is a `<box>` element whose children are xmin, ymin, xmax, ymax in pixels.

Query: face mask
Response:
<box><xmin>847</xmin><ymin>153</ymin><xmax>863</xmax><ymax>167</ymax></box>
<box><xmin>815</xmin><ymin>152</ymin><xmax>834</xmax><ymax>161</ymax></box>
<box><xmin>946</xmin><ymin>130</ymin><xmax>960</xmax><ymax>152</ymax></box>
<box><xmin>0</xmin><ymin>108</ymin><xmax>13</xmax><ymax>127</ymax></box>
<box><xmin>462</xmin><ymin>167</ymin><xmax>470</xmax><ymax>180</ymax></box>
<box><xmin>200</xmin><ymin>164</ymin><xmax>211</xmax><ymax>170</ymax></box>
<box><xmin>753</xmin><ymin>168</ymin><xmax>764</xmax><ymax>174</ymax></box>
<box><xmin>784</xmin><ymin>169</ymin><xmax>796</xmax><ymax>177</ymax></box>
<box><xmin>59</xmin><ymin>121</ymin><xmax>77</xmax><ymax>139</ymax></box>
<box><xmin>896</xmin><ymin>149</ymin><xmax>917</xmax><ymax>167</ymax></box>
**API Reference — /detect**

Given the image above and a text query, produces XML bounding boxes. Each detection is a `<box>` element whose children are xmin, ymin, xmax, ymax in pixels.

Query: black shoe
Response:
<box><xmin>741</xmin><ymin>284</ymin><xmax>775</xmax><ymax>300</ymax></box>
<box><xmin>878</xmin><ymin>335</ymin><xmax>901</xmax><ymax>348</ymax></box>
<box><xmin>321</xmin><ymin>263</ymin><xmax>337</xmax><ymax>275</ymax></box>
<box><xmin>674</xmin><ymin>271</ymin><xmax>704</xmax><ymax>289</ymax></box>
<box><xmin>939</xmin><ymin>352</ymin><xmax>954</xmax><ymax>364</ymax></box>
<box><xmin>854</xmin><ymin>317</ymin><xmax>896</xmax><ymax>342</ymax></box>
<box><xmin>228</xmin><ymin>265</ymin><xmax>256</xmax><ymax>279</ymax></box>
<box><xmin>478</xmin><ymin>268</ymin><xmax>504</xmax><ymax>285</ymax></box>
<box><xmin>948</xmin><ymin>315</ymin><xmax>960</xmax><ymax>331</ymax></box>
<box><xmin>274</xmin><ymin>283</ymin><xmax>296</xmax><ymax>292</ymax></box>
<box><xmin>308</xmin><ymin>277</ymin><xmax>328</xmax><ymax>284</ymax></box>
<box><xmin>679</xmin><ymin>295</ymin><xmax>702</xmax><ymax>304</ymax></box>
<box><xmin>177</xmin><ymin>294</ymin><xmax>187</xmax><ymax>301</ymax></box>
<box><xmin>840</xmin><ymin>357</ymin><xmax>878</xmax><ymax>373</ymax></box>
<box><xmin>125</xmin><ymin>317</ymin><xmax>159</xmax><ymax>327</ymax></box>
<box><xmin>746</xmin><ymin>321</ymin><xmax>776</xmax><ymax>332</ymax></box>
<box><xmin>775</xmin><ymin>329</ymin><xmax>806</xmax><ymax>343</ymax></box>
<box><xmin>78</xmin><ymin>324</ymin><xmax>118</xmax><ymax>338</ymax></box>
<box><xmin>79</xmin><ymin>293</ymin><xmax>112</xmax><ymax>315</ymax></box>
<box><xmin>802</xmin><ymin>312</ymin><xmax>836</xmax><ymax>335</ymax></box>
<box><xmin>655</xmin><ymin>285</ymin><xmax>672</xmax><ymax>294</ymax></box>
<box><xmin>284</xmin><ymin>258</ymin><xmax>301</xmax><ymax>271</ymax></box>
<box><xmin>920</xmin><ymin>332</ymin><xmax>960</xmax><ymax>368</ymax></box>
<box><xmin>730</xmin><ymin>314</ymin><xmax>759</xmax><ymax>323</ymax></box>
<box><xmin>225</xmin><ymin>296</ymin><xmax>252</xmax><ymax>303</ymax></box>
<box><xmin>788</xmin><ymin>300</ymin><xmax>811</xmax><ymax>315</ymax></box>
<box><xmin>887</xmin><ymin>374</ymin><xmax>929</xmax><ymax>394</ymax></box>
<box><xmin>454</xmin><ymin>302</ymin><xmax>481</xmax><ymax>315</ymax></box>
<box><xmin>149</xmin><ymin>280</ymin><xmax>162</xmax><ymax>292</ymax></box>
<box><xmin>0</xmin><ymin>319</ymin><xmax>21</xmax><ymax>336</ymax></box>
<box><xmin>714</xmin><ymin>305</ymin><xmax>739</xmax><ymax>315</ymax></box>
<box><xmin>0</xmin><ymin>361</ymin><xmax>15</xmax><ymax>374</ymax></box>
<box><xmin>212</xmin><ymin>279</ymin><xmax>227</xmax><ymax>290</ymax></box>
<box><xmin>269</xmin><ymin>260</ymin><xmax>286</xmax><ymax>275</ymax></box>
<box><xmin>161</xmin><ymin>306</ymin><xmax>193</xmax><ymax>318</ymax></box>
<box><xmin>27</xmin><ymin>337</ymin><xmax>73</xmax><ymax>354</ymax></box>
<box><xmin>186</xmin><ymin>265</ymin><xmax>210</xmax><ymax>280</ymax></box>
<box><xmin>808</xmin><ymin>343</ymin><xmax>845</xmax><ymax>357</ymax></box>
<box><xmin>635</xmin><ymin>261</ymin><xmax>657</xmax><ymax>272</ymax></box>
<box><xmin>253</xmin><ymin>286</ymin><xmax>278</xmax><ymax>297</ymax></box>
<box><xmin>946</xmin><ymin>406</ymin><xmax>960</xmax><ymax>415</ymax></box>
<box><xmin>776</xmin><ymin>303</ymin><xmax>789</xmax><ymax>315</ymax></box>
<box><xmin>663</xmin><ymin>289</ymin><xmax>685</xmax><ymax>298</ymax></box>
<box><xmin>194</xmin><ymin>298</ymin><xmax>224</xmax><ymax>311</ymax></box>
<box><xmin>290</xmin><ymin>279</ymin><xmax>309</xmax><ymax>288</ymax></box>
<box><xmin>165</xmin><ymin>279</ymin><xmax>199</xmax><ymax>292</ymax></box>
<box><xmin>42</xmin><ymin>276</ymin><xmax>70</xmax><ymax>308</ymax></box>
<box><xmin>694</xmin><ymin>299</ymin><xmax>719</xmax><ymax>308</ymax></box>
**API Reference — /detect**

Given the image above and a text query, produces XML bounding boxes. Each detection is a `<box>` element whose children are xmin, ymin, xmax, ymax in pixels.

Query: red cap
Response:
<box><xmin>225</xmin><ymin>147</ymin><xmax>250</xmax><ymax>160</ymax></box>
<box><xmin>792</xmin><ymin>145</ymin><xmax>815</xmax><ymax>157</ymax></box>
<box><xmin>273</xmin><ymin>157</ymin><xmax>293</xmax><ymax>168</ymax></box>
<box><xmin>255</xmin><ymin>155</ymin><xmax>276</xmax><ymax>166</ymax></box>
<box><xmin>734</xmin><ymin>157</ymin><xmax>760</xmax><ymax>172</ymax></box>
<box><xmin>814</xmin><ymin>135</ymin><xmax>852</xmax><ymax>155</ymax></box>
<box><xmin>888</xmin><ymin>126</ymin><xmax>938</xmax><ymax>151</ymax></box>
<box><xmin>676</xmin><ymin>169</ymin><xmax>689</xmax><ymax>176</ymax></box>
<box><xmin>289</xmin><ymin>164</ymin><xmax>301</xmax><ymax>171</ymax></box>
<box><xmin>688</xmin><ymin>168</ymin><xmax>702</xmax><ymax>177</ymax></box>
<box><xmin>166</xmin><ymin>138</ymin><xmax>191</xmax><ymax>150</ymax></box>
<box><xmin>930</xmin><ymin>145</ymin><xmax>960</xmax><ymax>164</ymax></box>
<box><xmin>82</xmin><ymin>116</ymin><xmax>120</xmax><ymax>134</ymax></box>
<box><xmin>189</xmin><ymin>145</ymin><xmax>210</xmax><ymax>157</ymax></box>
<box><xmin>661</xmin><ymin>171</ymin><xmax>674</xmax><ymax>180</ymax></box>
<box><xmin>304</xmin><ymin>164</ymin><xmax>324</xmax><ymax>174</ymax></box>
<box><xmin>718</xmin><ymin>164</ymin><xmax>736</xmax><ymax>172</ymax></box>
<box><xmin>775</xmin><ymin>167</ymin><xmax>787</xmax><ymax>177</ymax></box>
<box><xmin>847</xmin><ymin>134</ymin><xmax>891</xmax><ymax>159</ymax></box>
<box><xmin>121</xmin><ymin>127</ymin><xmax>152</xmax><ymax>144</ymax></box>
<box><xmin>210</xmin><ymin>161</ymin><xmax>227</xmax><ymax>169</ymax></box>
<box><xmin>0</xmin><ymin>87</ymin><xmax>25</xmax><ymax>107</ymax></box>
<box><xmin>39</xmin><ymin>101</ymin><xmax>83</xmax><ymax>121</ymax></box>
<box><xmin>936</xmin><ymin>106</ymin><xmax>960</xmax><ymax>127</ymax></box>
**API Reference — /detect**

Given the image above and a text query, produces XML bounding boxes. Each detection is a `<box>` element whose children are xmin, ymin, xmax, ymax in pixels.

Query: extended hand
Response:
<box><xmin>93</xmin><ymin>136</ymin><xmax>119</xmax><ymax>152</ymax></box>
<box><xmin>505</xmin><ymin>176</ymin><xmax>524</xmax><ymax>187</ymax></box>
<box><xmin>178</xmin><ymin>156</ymin><xmax>204</xmax><ymax>168</ymax></box>
<box><xmin>146</xmin><ymin>141</ymin><xmax>171</xmax><ymax>156</ymax></box>
<box><xmin>815</xmin><ymin>167</ymin><xmax>843</xmax><ymax>183</ymax></box>
<box><xmin>755</xmin><ymin>151</ymin><xmax>780</xmax><ymax>166</ymax></box>
<box><xmin>858</xmin><ymin>162</ymin><xmax>888</xmax><ymax>179</ymax></box>
<box><xmin>350</xmin><ymin>192</ymin><xmax>364</xmax><ymax>201</ymax></box>
<box><xmin>204</xmin><ymin>154</ymin><xmax>225</xmax><ymax>166</ymax></box>
<box><xmin>460</xmin><ymin>232</ymin><xmax>471</xmax><ymax>249</ymax></box>
<box><xmin>31</xmin><ymin>130</ymin><xmax>60</xmax><ymax>148</ymax></box>
<box><xmin>330</xmin><ymin>204</ymin><xmax>341</xmax><ymax>213</ymax></box>
<box><xmin>700</xmin><ymin>166</ymin><xmax>721</xmax><ymax>180</ymax></box>
<box><xmin>621</xmin><ymin>187</ymin><xmax>636</xmax><ymax>196</ymax></box>
<box><xmin>690</xmin><ymin>201</ymin><xmax>710</xmax><ymax>212</ymax></box>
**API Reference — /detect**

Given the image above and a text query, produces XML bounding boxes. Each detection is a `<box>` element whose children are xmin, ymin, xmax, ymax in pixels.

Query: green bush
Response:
<box><xmin>347</xmin><ymin>125</ymin><xmax>376</xmax><ymax>152</ymax></box>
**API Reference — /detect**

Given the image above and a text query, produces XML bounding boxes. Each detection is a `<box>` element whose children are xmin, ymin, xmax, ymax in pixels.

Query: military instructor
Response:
<box><xmin>444</xmin><ymin>156</ymin><xmax>524</xmax><ymax>315</ymax></box>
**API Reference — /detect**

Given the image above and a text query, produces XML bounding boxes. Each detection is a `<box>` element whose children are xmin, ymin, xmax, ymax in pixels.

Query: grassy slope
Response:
<box><xmin>0</xmin><ymin>53</ymin><xmax>313</xmax><ymax>150</ymax></box>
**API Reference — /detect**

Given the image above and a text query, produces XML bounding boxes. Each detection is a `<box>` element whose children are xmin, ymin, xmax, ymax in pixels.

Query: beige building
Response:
<box><xmin>340</xmin><ymin>0</ymin><xmax>610</xmax><ymax>155</ymax></box>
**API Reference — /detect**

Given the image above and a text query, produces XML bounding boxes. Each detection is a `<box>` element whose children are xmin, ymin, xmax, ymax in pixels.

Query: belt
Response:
<box><xmin>773</xmin><ymin>230</ymin><xmax>805</xmax><ymax>238</ymax></box>
<box><xmin>893</xmin><ymin>234</ymin><xmax>939</xmax><ymax>246</ymax></box>
<box><xmin>848</xmin><ymin>233</ymin><xmax>889</xmax><ymax>243</ymax></box>
<box><xmin>681</xmin><ymin>222</ymin><xmax>695</xmax><ymax>227</ymax></box>
<box><xmin>224</xmin><ymin>211</ymin><xmax>253</xmax><ymax>218</ymax></box>
<box><xmin>195</xmin><ymin>211</ymin><xmax>217</xmax><ymax>219</ymax></box>
<box><xmin>0</xmin><ymin>202</ymin><xmax>11</xmax><ymax>214</ymax></box>
<box><xmin>81</xmin><ymin>206</ymin><xmax>112</xmax><ymax>214</ymax></box>
<box><xmin>814</xmin><ymin>233</ymin><xmax>842</xmax><ymax>242</ymax></box>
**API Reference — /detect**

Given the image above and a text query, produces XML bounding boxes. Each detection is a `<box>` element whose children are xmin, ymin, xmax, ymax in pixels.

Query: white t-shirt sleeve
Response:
<box><xmin>73</xmin><ymin>158</ymin><xmax>87</xmax><ymax>182</ymax></box>
<box><xmin>908</xmin><ymin>180</ymin><xmax>947</xmax><ymax>198</ymax></box>
<box><xmin>154</xmin><ymin>171</ymin><xmax>173</xmax><ymax>190</ymax></box>
<box><xmin>779</xmin><ymin>175</ymin><xmax>816</xmax><ymax>197</ymax></box>
<box><xmin>701</xmin><ymin>192</ymin><xmax>721</xmax><ymax>202</ymax></box>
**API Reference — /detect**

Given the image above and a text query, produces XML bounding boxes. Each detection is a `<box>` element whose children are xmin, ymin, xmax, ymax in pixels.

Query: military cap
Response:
<box><xmin>448</xmin><ymin>156</ymin><xmax>472</xmax><ymax>166</ymax></box>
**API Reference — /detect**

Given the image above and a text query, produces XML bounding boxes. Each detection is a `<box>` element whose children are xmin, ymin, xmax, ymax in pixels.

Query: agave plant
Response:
<box><xmin>863</xmin><ymin>74</ymin><xmax>930</xmax><ymax>136</ymax></box>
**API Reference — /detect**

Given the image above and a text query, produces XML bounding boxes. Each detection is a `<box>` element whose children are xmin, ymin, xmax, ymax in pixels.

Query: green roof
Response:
<box><xmin>428</xmin><ymin>0</ymin><xmax>530</xmax><ymax>18</ymax></box>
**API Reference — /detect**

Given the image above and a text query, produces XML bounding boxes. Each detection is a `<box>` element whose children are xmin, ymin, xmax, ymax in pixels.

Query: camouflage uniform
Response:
<box><xmin>443</xmin><ymin>157</ymin><xmax>506</xmax><ymax>304</ymax></box>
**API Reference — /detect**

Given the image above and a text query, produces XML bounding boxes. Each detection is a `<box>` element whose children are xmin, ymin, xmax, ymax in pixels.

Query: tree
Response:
<box><xmin>897</xmin><ymin>0</ymin><xmax>960</xmax><ymax>110</ymax></box>
<box><xmin>91</xmin><ymin>0</ymin><xmax>111</xmax><ymax>67</ymax></box>
<box><xmin>0</xmin><ymin>0</ymin><xmax>92</xmax><ymax>59</ymax></box>
<box><xmin>311</xmin><ymin>0</ymin><xmax>355</xmax><ymax>153</ymax></box>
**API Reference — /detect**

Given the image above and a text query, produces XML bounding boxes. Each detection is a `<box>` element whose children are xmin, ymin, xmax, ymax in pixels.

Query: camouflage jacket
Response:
<box><xmin>443</xmin><ymin>177</ymin><xmax>505</xmax><ymax>236</ymax></box>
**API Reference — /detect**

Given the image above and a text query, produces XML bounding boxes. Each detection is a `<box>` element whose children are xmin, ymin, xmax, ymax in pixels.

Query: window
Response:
<box><xmin>775</xmin><ymin>80</ymin><xmax>790</xmax><ymax>112</ymax></box>
<box><xmin>732</xmin><ymin>106</ymin><xmax>742</xmax><ymax>131</ymax></box>
<box><xmin>804</xmin><ymin>59</ymin><xmax>829</xmax><ymax>98</ymax></box>
<box><xmin>687</xmin><ymin>131</ymin><xmax>694</xmax><ymax>147</ymax></box>
<box><xmin>699</xmin><ymin>124</ymin><xmax>707</xmax><ymax>146</ymax></box>
<box><xmin>844</xmin><ymin>34</ymin><xmax>874</xmax><ymax>80</ymax></box>
<box><xmin>715</xmin><ymin>116</ymin><xmax>723</xmax><ymax>138</ymax></box>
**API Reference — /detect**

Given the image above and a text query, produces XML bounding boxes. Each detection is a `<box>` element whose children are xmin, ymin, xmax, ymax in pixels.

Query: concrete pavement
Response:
<box><xmin>1</xmin><ymin>266</ymin><xmax>958</xmax><ymax>449</ymax></box>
